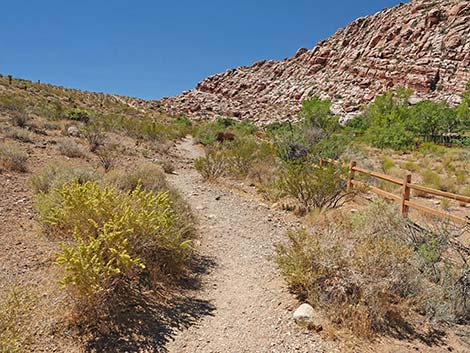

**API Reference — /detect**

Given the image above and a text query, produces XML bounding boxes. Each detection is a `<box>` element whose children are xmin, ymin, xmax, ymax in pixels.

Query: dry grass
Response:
<box><xmin>276</xmin><ymin>201</ymin><xmax>470</xmax><ymax>337</ymax></box>
<box><xmin>29</xmin><ymin>163</ymin><xmax>100</xmax><ymax>194</ymax></box>
<box><xmin>5</xmin><ymin>128</ymin><xmax>33</xmax><ymax>143</ymax></box>
<box><xmin>0</xmin><ymin>144</ymin><xmax>28</xmax><ymax>172</ymax></box>
<box><xmin>9</xmin><ymin>111</ymin><xmax>30</xmax><ymax>128</ymax></box>
<box><xmin>0</xmin><ymin>284</ymin><xmax>35</xmax><ymax>352</ymax></box>
<box><xmin>57</xmin><ymin>139</ymin><xmax>87</xmax><ymax>158</ymax></box>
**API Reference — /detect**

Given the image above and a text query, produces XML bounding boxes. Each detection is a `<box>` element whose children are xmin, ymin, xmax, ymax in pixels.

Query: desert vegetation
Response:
<box><xmin>27</xmin><ymin>156</ymin><xmax>195</xmax><ymax>336</ymax></box>
<box><xmin>0</xmin><ymin>284</ymin><xmax>35</xmax><ymax>353</ymax></box>
<box><xmin>276</xmin><ymin>201</ymin><xmax>470</xmax><ymax>337</ymax></box>
<box><xmin>193</xmin><ymin>84</ymin><xmax>469</xmax><ymax>219</ymax></box>
<box><xmin>0</xmin><ymin>143</ymin><xmax>28</xmax><ymax>172</ymax></box>
<box><xmin>0</xmin><ymin>72</ymin><xmax>469</xmax><ymax>352</ymax></box>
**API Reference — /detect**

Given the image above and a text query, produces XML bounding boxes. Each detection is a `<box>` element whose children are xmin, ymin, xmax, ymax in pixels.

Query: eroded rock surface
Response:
<box><xmin>157</xmin><ymin>0</ymin><xmax>470</xmax><ymax>124</ymax></box>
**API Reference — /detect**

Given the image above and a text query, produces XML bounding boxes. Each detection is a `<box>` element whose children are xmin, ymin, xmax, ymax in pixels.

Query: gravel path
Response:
<box><xmin>164</xmin><ymin>137</ymin><xmax>336</xmax><ymax>353</ymax></box>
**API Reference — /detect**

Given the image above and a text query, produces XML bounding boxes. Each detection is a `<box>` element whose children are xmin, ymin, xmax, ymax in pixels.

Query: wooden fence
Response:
<box><xmin>320</xmin><ymin>158</ymin><xmax>470</xmax><ymax>225</ymax></box>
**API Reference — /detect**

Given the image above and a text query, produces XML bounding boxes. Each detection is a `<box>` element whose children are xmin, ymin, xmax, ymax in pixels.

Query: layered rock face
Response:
<box><xmin>157</xmin><ymin>0</ymin><xmax>470</xmax><ymax>124</ymax></box>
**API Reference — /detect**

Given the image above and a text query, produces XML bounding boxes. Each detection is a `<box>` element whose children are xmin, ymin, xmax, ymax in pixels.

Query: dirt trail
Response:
<box><xmin>164</xmin><ymin>137</ymin><xmax>335</xmax><ymax>353</ymax></box>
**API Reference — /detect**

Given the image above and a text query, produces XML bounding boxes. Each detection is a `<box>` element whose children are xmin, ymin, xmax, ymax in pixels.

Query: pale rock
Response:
<box><xmin>293</xmin><ymin>303</ymin><xmax>315</xmax><ymax>327</ymax></box>
<box><xmin>156</xmin><ymin>0</ymin><xmax>470</xmax><ymax>125</ymax></box>
<box><xmin>67</xmin><ymin>126</ymin><xmax>80</xmax><ymax>137</ymax></box>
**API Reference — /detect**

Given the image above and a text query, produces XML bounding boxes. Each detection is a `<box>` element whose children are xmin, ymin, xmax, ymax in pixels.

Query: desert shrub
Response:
<box><xmin>194</xmin><ymin>149</ymin><xmax>227</xmax><ymax>180</ymax></box>
<box><xmin>10</xmin><ymin>111</ymin><xmax>30</xmax><ymax>128</ymax></box>
<box><xmin>83</xmin><ymin>124</ymin><xmax>106</xmax><ymax>152</ymax></box>
<box><xmin>276</xmin><ymin>201</ymin><xmax>470</xmax><ymax>337</ymax></box>
<box><xmin>96</xmin><ymin>148</ymin><xmax>115</xmax><ymax>172</ymax></box>
<box><xmin>418</xmin><ymin>142</ymin><xmax>444</xmax><ymax>154</ymax></box>
<box><xmin>265</xmin><ymin>121</ymin><xmax>294</xmax><ymax>137</ymax></box>
<box><xmin>106</xmin><ymin>164</ymin><xmax>195</xmax><ymax>241</ymax></box>
<box><xmin>0</xmin><ymin>285</ymin><xmax>35</xmax><ymax>352</ymax></box>
<box><xmin>194</xmin><ymin>122</ymin><xmax>224</xmax><ymax>146</ymax></box>
<box><xmin>345</xmin><ymin>114</ymin><xmax>369</xmax><ymax>133</ymax></box>
<box><xmin>194</xmin><ymin>118</ymin><xmax>255</xmax><ymax>146</ymax></box>
<box><xmin>57</xmin><ymin>139</ymin><xmax>87</xmax><ymax>158</ymax></box>
<box><xmin>276</xmin><ymin>160</ymin><xmax>348</xmax><ymax>212</ymax></box>
<box><xmin>0</xmin><ymin>94</ymin><xmax>27</xmax><ymax>113</ymax></box>
<box><xmin>273</xmin><ymin>129</ymin><xmax>312</xmax><ymax>162</ymax></box>
<box><xmin>105</xmin><ymin>163</ymin><xmax>168</xmax><ymax>192</ymax></box>
<box><xmin>400</xmin><ymin>161</ymin><xmax>420</xmax><ymax>172</ymax></box>
<box><xmin>224</xmin><ymin>138</ymin><xmax>275</xmax><ymax>177</ymax></box>
<box><xmin>65</xmin><ymin>108</ymin><xmax>91</xmax><ymax>123</ymax></box>
<box><xmin>0</xmin><ymin>144</ymin><xmax>28</xmax><ymax>172</ymax></box>
<box><xmin>354</xmin><ymin>87</ymin><xmax>470</xmax><ymax>150</ymax></box>
<box><xmin>5</xmin><ymin>128</ymin><xmax>33</xmax><ymax>143</ymax></box>
<box><xmin>157</xmin><ymin>159</ymin><xmax>175</xmax><ymax>174</ymax></box>
<box><xmin>381</xmin><ymin>156</ymin><xmax>395</xmax><ymax>173</ymax></box>
<box><xmin>36</xmin><ymin>180</ymin><xmax>193</xmax><ymax>306</ymax></box>
<box><xmin>421</xmin><ymin>169</ymin><xmax>453</xmax><ymax>192</ymax></box>
<box><xmin>30</xmin><ymin>164</ymin><xmax>99</xmax><ymax>194</ymax></box>
<box><xmin>299</xmin><ymin>97</ymin><xmax>339</xmax><ymax>132</ymax></box>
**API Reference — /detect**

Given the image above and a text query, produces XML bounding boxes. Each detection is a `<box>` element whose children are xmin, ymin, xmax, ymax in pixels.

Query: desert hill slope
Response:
<box><xmin>157</xmin><ymin>0</ymin><xmax>470</xmax><ymax>124</ymax></box>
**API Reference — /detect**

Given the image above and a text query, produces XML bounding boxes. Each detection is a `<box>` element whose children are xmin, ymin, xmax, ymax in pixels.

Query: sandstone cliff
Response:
<box><xmin>156</xmin><ymin>0</ymin><xmax>470</xmax><ymax>124</ymax></box>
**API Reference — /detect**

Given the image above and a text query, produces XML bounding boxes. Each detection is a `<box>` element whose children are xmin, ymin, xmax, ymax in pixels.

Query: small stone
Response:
<box><xmin>67</xmin><ymin>126</ymin><xmax>80</xmax><ymax>137</ymax></box>
<box><xmin>293</xmin><ymin>303</ymin><xmax>315</xmax><ymax>327</ymax></box>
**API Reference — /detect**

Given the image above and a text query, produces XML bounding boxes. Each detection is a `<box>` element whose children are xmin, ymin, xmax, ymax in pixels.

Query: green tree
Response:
<box><xmin>409</xmin><ymin>100</ymin><xmax>457</xmax><ymax>139</ymax></box>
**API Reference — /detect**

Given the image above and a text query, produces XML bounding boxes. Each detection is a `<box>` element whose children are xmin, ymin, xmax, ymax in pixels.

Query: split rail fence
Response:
<box><xmin>320</xmin><ymin>158</ymin><xmax>470</xmax><ymax>225</ymax></box>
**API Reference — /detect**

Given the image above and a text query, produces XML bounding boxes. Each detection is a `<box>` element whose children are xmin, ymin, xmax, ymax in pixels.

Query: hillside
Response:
<box><xmin>157</xmin><ymin>0</ymin><xmax>470</xmax><ymax>124</ymax></box>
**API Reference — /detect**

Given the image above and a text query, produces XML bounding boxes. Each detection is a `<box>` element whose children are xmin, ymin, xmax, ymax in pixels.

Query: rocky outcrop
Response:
<box><xmin>157</xmin><ymin>0</ymin><xmax>470</xmax><ymax>124</ymax></box>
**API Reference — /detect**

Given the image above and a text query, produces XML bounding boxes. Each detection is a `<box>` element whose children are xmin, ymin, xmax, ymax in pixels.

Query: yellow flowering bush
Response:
<box><xmin>36</xmin><ymin>180</ymin><xmax>192</xmax><ymax>301</ymax></box>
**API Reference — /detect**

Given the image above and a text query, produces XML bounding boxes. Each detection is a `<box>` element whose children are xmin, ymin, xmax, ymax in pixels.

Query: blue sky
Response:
<box><xmin>0</xmin><ymin>0</ymin><xmax>407</xmax><ymax>99</ymax></box>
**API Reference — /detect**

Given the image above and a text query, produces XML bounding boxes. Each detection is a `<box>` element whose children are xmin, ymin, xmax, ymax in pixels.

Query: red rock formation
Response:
<box><xmin>157</xmin><ymin>0</ymin><xmax>470</xmax><ymax>124</ymax></box>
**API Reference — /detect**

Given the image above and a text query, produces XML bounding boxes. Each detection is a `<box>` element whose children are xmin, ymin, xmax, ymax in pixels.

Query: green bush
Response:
<box><xmin>65</xmin><ymin>108</ymin><xmax>91</xmax><ymax>123</ymax></box>
<box><xmin>298</xmin><ymin>97</ymin><xmax>339</xmax><ymax>132</ymax></box>
<box><xmin>225</xmin><ymin>138</ymin><xmax>274</xmax><ymax>177</ymax></box>
<box><xmin>365</xmin><ymin>120</ymin><xmax>415</xmax><ymax>151</ymax></box>
<box><xmin>409</xmin><ymin>100</ymin><xmax>459</xmax><ymax>141</ymax></box>
<box><xmin>353</xmin><ymin>87</ymin><xmax>469</xmax><ymax>150</ymax></box>
<box><xmin>276</xmin><ymin>161</ymin><xmax>348</xmax><ymax>211</ymax></box>
<box><xmin>381</xmin><ymin>156</ymin><xmax>395</xmax><ymax>173</ymax></box>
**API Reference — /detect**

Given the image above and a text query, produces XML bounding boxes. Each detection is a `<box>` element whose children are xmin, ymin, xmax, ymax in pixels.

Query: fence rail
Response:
<box><xmin>321</xmin><ymin>158</ymin><xmax>469</xmax><ymax>225</ymax></box>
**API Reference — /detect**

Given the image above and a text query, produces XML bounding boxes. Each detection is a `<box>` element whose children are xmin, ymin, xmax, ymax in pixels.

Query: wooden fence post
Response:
<box><xmin>8</xmin><ymin>75</ymin><xmax>12</xmax><ymax>85</ymax></box>
<box><xmin>401</xmin><ymin>173</ymin><xmax>412</xmax><ymax>218</ymax></box>
<box><xmin>347</xmin><ymin>161</ymin><xmax>356</xmax><ymax>191</ymax></box>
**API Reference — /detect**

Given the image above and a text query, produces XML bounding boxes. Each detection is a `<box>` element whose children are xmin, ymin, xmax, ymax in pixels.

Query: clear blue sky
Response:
<box><xmin>0</xmin><ymin>0</ymin><xmax>407</xmax><ymax>100</ymax></box>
